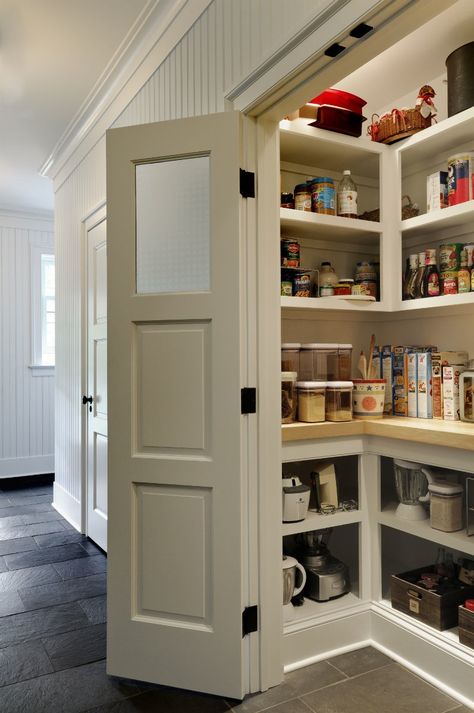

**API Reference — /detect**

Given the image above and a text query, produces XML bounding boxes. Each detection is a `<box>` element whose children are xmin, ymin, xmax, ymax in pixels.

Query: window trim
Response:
<box><xmin>30</xmin><ymin>244</ymin><xmax>55</xmax><ymax>375</ymax></box>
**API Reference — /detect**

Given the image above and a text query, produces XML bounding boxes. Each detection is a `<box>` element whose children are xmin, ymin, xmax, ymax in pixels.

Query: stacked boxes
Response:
<box><xmin>432</xmin><ymin>352</ymin><xmax>468</xmax><ymax>420</ymax></box>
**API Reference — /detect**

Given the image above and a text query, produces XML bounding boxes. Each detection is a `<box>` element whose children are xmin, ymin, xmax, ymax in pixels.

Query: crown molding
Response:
<box><xmin>0</xmin><ymin>207</ymin><xmax>54</xmax><ymax>231</ymax></box>
<box><xmin>40</xmin><ymin>0</ymin><xmax>212</xmax><ymax>187</ymax></box>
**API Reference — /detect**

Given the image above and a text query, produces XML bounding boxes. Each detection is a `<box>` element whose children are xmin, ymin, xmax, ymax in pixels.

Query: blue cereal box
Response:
<box><xmin>407</xmin><ymin>351</ymin><xmax>418</xmax><ymax>418</ymax></box>
<box><xmin>417</xmin><ymin>351</ymin><xmax>433</xmax><ymax>419</ymax></box>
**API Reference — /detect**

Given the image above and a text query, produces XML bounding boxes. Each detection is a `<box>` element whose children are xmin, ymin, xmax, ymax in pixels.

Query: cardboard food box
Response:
<box><xmin>407</xmin><ymin>351</ymin><xmax>418</xmax><ymax>418</ymax></box>
<box><xmin>427</xmin><ymin>171</ymin><xmax>448</xmax><ymax>212</ymax></box>
<box><xmin>432</xmin><ymin>351</ymin><xmax>469</xmax><ymax>419</ymax></box>
<box><xmin>443</xmin><ymin>364</ymin><xmax>462</xmax><ymax>421</ymax></box>
<box><xmin>391</xmin><ymin>567</ymin><xmax>474</xmax><ymax>630</ymax></box>
<box><xmin>417</xmin><ymin>351</ymin><xmax>433</xmax><ymax>419</ymax></box>
<box><xmin>381</xmin><ymin>345</ymin><xmax>393</xmax><ymax>415</ymax></box>
<box><xmin>392</xmin><ymin>346</ymin><xmax>411</xmax><ymax>417</ymax></box>
<box><xmin>459</xmin><ymin>605</ymin><xmax>474</xmax><ymax>649</ymax></box>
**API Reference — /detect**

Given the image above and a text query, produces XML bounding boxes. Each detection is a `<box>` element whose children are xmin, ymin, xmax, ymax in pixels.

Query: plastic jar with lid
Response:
<box><xmin>281</xmin><ymin>372</ymin><xmax>298</xmax><ymax>424</ymax></box>
<box><xmin>310</xmin><ymin>177</ymin><xmax>335</xmax><ymax>215</ymax></box>
<box><xmin>300</xmin><ymin>344</ymin><xmax>338</xmax><ymax>381</ymax></box>
<box><xmin>337</xmin><ymin>345</ymin><xmax>353</xmax><ymax>380</ymax></box>
<box><xmin>281</xmin><ymin>344</ymin><xmax>301</xmax><ymax>376</ymax></box>
<box><xmin>429</xmin><ymin>481</ymin><xmax>464</xmax><ymax>532</ymax></box>
<box><xmin>294</xmin><ymin>183</ymin><xmax>312</xmax><ymax>211</ymax></box>
<box><xmin>297</xmin><ymin>382</ymin><xmax>327</xmax><ymax>422</ymax></box>
<box><xmin>325</xmin><ymin>382</ymin><xmax>353</xmax><ymax>421</ymax></box>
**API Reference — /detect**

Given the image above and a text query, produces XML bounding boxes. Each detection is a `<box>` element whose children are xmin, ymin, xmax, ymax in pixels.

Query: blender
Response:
<box><xmin>393</xmin><ymin>459</ymin><xmax>436</xmax><ymax>520</ymax></box>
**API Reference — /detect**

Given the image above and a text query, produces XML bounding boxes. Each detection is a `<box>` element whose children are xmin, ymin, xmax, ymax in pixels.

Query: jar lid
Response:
<box><xmin>294</xmin><ymin>182</ymin><xmax>309</xmax><ymax>192</ymax></box>
<box><xmin>326</xmin><ymin>381</ymin><xmax>353</xmax><ymax>388</ymax></box>
<box><xmin>296</xmin><ymin>381</ymin><xmax>327</xmax><ymax>388</ymax></box>
<box><xmin>282</xmin><ymin>555</ymin><xmax>300</xmax><ymax>570</ymax></box>
<box><xmin>338</xmin><ymin>279</ymin><xmax>354</xmax><ymax>284</ymax></box>
<box><xmin>281</xmin><ymin>343</ymin><xmax>301</xmax><ymax>349</ymax></box>
<box><xmin>428</xmin><ymin>481</ymin><xmax>464</xmax><ymax>495</ymax></box>
<box><xmin>281</xmin><ymin>371</ymin><xmax>297</xmax><ymax>380</ymax></box>
<box><xmin>301</xmin><ymin>343</ymin><xmax>339</xmax><ymax>349</ymax></box>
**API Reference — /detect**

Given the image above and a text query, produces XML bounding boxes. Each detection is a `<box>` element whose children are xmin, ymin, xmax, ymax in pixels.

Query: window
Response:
<box><xmin>31</xmin><ymin>246</ymin><xmax>55</xmax><ymax>373</ymax></box>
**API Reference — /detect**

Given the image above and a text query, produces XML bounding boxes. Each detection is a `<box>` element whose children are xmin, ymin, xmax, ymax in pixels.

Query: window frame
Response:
<box><xmin>30</xmin><ymin>245</ymin><xmax>55</xmax><ymax>375</ymax></box>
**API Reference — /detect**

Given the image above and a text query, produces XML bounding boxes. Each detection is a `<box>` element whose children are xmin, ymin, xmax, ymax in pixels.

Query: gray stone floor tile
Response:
<box><xmin>0</xmin><ymin>515</ymin><xmax>25</xmax><ymax>529</ymax></box>
<box><xmin>61</xmin><ymin>519</ymin><xmax>77</xmax><ymax>530</ymax></box>
<box><xmin>20</xmin><ymin>510</ymin><xmax>63</xmax><ymax>525</ymax></box>
<box><xmin>301</xmin><ymin>663</ymin><xmax>457</xmax><ymax>713</ymax></box>
<box><xmin>19</xmin><ymin>572</ymin><xmax>107</xmax><ymax>610</ymax></box>
<box><xmin>81</xmin><ymin>539</ymin><xmax>106</xmax><ymax>554</ymax></box>
<box><xmin>0</xmin><ymin>564</ymin><xmax>61</xmax><ymax>592</ymax></box>
<box><xmin>0</xmin><ymin>520</ymin><xmax>65</xmax><ymax>541</ymax></box>
<box><xmin>53</xmin><ymin>554</ymin><xmax>107</xmax><ymax>579</ymax></box>
<box><xmin>0</xmin><ymin>590</ymin><xmax>26</xmax><ymax>616</ymax></box>
<box><xmin>0</xmin><ymin>503</ymin><xmax>53</xmax><ymax>518</ymax></box>
<box><xmin>227</xmin><ymin>662</ymin><xmax>344</xmax><ymax>712</ymax></box>
<box><xmin>42</xmin><ymin>623</ymin><xmax>106</xmax><ymax>670</ymax></box>
<box><xmin>328</xmin><ymin>646</ymin><xmax>392</xmax><ymax>678</ymax></box>
<box><xmin>0</xmin><ymin>639</ymin><xmax>53</xmax><ymax>686</ymax></box>
<box><xmin>0</xmin><ymin>602</ymin><xmax>90</xmax><ymax>646</ymax></box>
<box><xmin>0</xmin><ymin>660</ymin><xmax>139</xmax><ymax>713</ymax></box>
<box><xmin>34</xmin><ymin>530</ymin><xmax>87</xmax><ymax>548</ymax></box>
<box><xmin>0</xmin><ymin>536</ymin><xmax>38</xmax><ymax>556</ymax></box>
<box><xmin>0</xmin><ymin>556</ymin><xmax>7</xmax><ymax>573</ymax></box>
<box><xmin>5</xmin><ymin>542</ymin><xmax>89</xmax><ymax>570</ymax></box>
<box><xmin>9</xmin><ymin>494</ymin><xmax>53</xmax><ymax>506</ymax></box>
<box><xmin>79</xmin><ymin>595</ymin><xmax>107</xmax><ymax>624</ymax></box>
<box><xmin>85</xmin><ymin>686</ymin><xmax>232</xmax><ymax>713</ymax></box>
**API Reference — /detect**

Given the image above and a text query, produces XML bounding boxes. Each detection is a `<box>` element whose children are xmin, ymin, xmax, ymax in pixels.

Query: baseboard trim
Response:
<box><xmin>52</xmin><ymin>483</ymin><xmax>81</xmax><ymax>533</ymax></box>
<box><xmin>0</xmin><ymin>455</ymin><xmax>54</xmax><ymax>478</ymax></box>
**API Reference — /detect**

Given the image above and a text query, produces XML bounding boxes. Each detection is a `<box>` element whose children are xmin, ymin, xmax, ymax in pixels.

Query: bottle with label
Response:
<box><xmin>458</xmin><ymin>249</ymin><xmax>470</xmax><ymax>293</ymax></box>
<box><xmin>337</xmin><ymin>170</ymin><xmax>358</xmax><ymax>219</ymax></box>
<box><xmin>318</xmin><ymin>261</ymin><xmax>338</xmax><ymax>296</ymax></box>
<box><xmin>414</xmin><ymin>251</ymin><xmax>426</xmax><ymax>298</ymax></box>
<box><xmin>405</xmin><ymin>253</ymin><xmax>419</xmax><ymax>300</ymax></box>
<box><xmin>422</xmin><ymin>248</ymin><xmax>440</xmax><ymax>297</ymax></box>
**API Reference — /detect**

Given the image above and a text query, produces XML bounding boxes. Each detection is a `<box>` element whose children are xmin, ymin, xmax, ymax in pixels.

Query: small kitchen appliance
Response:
<box><xmin>282</xmin><ymin>556</ymin><xmax>306</xmax><ymax>621</ymax></box>
<box><xmin>296</xmin><ymin>529</ymin><xmax>350</xmax><ymax>602</ymax></box>
<box><xmin>282</xmin><ymin>476</ymin><xmax>311</xmax><ymax>523</ymax></box>
<box><xmin>393</xmin><ymin>459</ymin><xmax>437</xmax><ymax>521</ymax></box>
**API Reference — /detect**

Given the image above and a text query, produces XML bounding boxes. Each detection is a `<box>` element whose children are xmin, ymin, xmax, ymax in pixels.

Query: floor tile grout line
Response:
<box><xmin>324</xmin><ymin>659</ymin><xmax>350</xmax><ymax>678</ymax></box>
<box><xmin>295</xmin><ymin>661</ymin><xmax>397</xmax><ymax>700</ymax></box>
<box><xmin>391</xmin><ymin>663</ymin><xmax>461</xmax><ymax>708</ymax></box>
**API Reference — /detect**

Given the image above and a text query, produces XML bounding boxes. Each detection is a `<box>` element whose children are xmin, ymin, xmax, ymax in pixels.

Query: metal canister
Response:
<box><xmin>439</xmin><ymin>243</ymin><xmax>464</xmax><ymax>271</ymax></box>
<box><xmin>281</xmin><ymin>238</ymin><xmax>300</xmax><ymax>267</ymax></box>
<box><xmin>293</xmin><ymin>272</ymin><xmax>312</xmax><ymax>297</ymax></box>
<box><xmin>448</xmin><ymin>153</ymin><xmax>474</xmax><ymax>206</ymax></box>
<box><xmin>441</xmin><ymin>270</ymin><xmax>458</xmax><ymax>295</ymax></box>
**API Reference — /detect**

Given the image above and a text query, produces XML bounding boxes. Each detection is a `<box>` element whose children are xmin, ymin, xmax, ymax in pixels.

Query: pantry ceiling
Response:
<box><xmin>0</xmin><ymin>0</ymin><xmax>149</xmax><ymax>215</ymax></box>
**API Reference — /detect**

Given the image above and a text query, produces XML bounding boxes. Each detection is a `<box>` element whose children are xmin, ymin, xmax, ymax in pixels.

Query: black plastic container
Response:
<box><xmin>446</xmin><ymin>42</ymin><xmax>474</xmax><ymax>117</ymax></box>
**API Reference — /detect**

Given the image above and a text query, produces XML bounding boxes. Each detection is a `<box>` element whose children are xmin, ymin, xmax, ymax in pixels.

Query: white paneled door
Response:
<box><xmin>85</xmin><ymin>215</ymin><xmax>108</xmax><ymax>551</ymax></box>
<box><xmin>106</xmin><ymin>112</ymin><xmax>256</xmax><ymax>698</ymax></box>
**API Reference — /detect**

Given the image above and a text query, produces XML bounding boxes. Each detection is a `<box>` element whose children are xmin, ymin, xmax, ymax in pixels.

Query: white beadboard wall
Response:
<box><xmin>0</xmin><ymin>214</ymin><xmax>54</xmax><ymax>478</ymax></box>
<box><xmin>53</xmin><ymin>0</ymin><xmax>343</xmax><ymax>525</ymax></box>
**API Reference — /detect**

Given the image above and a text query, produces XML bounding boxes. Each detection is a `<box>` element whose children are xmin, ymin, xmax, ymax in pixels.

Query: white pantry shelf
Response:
<box><xmin>401</xmin><ymin>201</ymin><xmax>474</xmax><ymax>240</ymax></box>
<box><xmin>283</xmin><ymin>592</ymin><xmax>363</xmax><ymax>632</ymax></box>
<box><xmin>282</xmin><ymin>508</ymin><xmax>362</xmax><ymax>537</ymax></box>
<box><xmin>281</xmin><ymin>296</ymin><xmax>385</xmax><ymax>312</ymax></box>
<box><xmin>378</xmin><ymin>503</ymin><xmax>474</xmax><ymax>557</ymax></box>
<box><xmin>398</xmin><ymin>291</ymin><xmax>474</xmax><ymax>312</ymax></box>
<box><xmin>280</xmin><ymin>207</ymin><xmax>381</xmax><ymax>245</ymax></box>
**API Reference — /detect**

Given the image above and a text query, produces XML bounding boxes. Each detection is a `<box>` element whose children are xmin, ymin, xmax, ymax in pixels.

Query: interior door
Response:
<box><xmin>85</xmin><ymin>214</ymin><xmax>108</xmax><ymax>551</ymax></box>
<box><xmin>106</xmin><ymin>111</ymin><xmax>254</xmax><ymax>698</ymax></box>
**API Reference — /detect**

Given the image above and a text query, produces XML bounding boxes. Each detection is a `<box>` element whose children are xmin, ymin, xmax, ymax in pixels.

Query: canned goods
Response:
<box><xmin>281</xmin><ymin>280</ymin><xmax>292</xmax><ymax>296</ymax></box>
<box><xmin>448</xmin><ymin>153</ymin><xmax>474</xmax><ymax>206</ymax></box>
<box><xmin>281</xmin><ymin>239</ymin><xmax>300</xmax><ymax>267</ymax></box>
<box><xmin>441</xmin><ymin>270</ymin><xmax>458</xmax><ymax>295</ymax></box>
<box><xmin>439</xmin><ymin>243</ymin><xmax>464</xmax><ymax>271</ymax></box>
<box><xmin>293</xmin><ymin>272</ymin><xmax>312</xmax><ymax>297</ymax></box>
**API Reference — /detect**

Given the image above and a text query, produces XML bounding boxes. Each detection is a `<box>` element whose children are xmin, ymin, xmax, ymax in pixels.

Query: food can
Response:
<box><xmin>355</xmin><ymin>280</ymin><xmax>377</xmax><ymax>298</ymax></box>
<box><xmin>441</xmin><ymin>270</ymin><xmax>458</xmax><ymax>295</ymax></box>
<box><xmin>439</xmin><ymin>243</ymin><xmax>464</xmax><ymax>271</ymax></box>
<box><xmin>281</xmin><ymin>280</ymin><xmax>292</xmax><ymax>296</ymax></box>
<box><xmin>281</xmin><ymin>239</ymin><xmax>300</xmax><ymax>267</ymax></box>
<box><xmin>319</xmin><ymin>285</ymin><xmax>335</xmax><ymax>297</ymax></box>
<box><xmin>293</xmin><ymin>272</ymin><xmax>312</xmax><ymax>297</ymax></box>
<box><xmin>448</xmin><ymin>153</ymin><xmax>474</xmax><ymax>206</ymax></box>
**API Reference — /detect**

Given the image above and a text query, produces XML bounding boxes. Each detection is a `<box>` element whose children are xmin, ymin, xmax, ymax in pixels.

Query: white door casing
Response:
<box><xmin>85</xmin><ymin>213</ymin><xmax>108</xmax><ymax>551</ymax></box>
<box><xmin>106</xmin><ymin>111</ymin><xmax>256</xmax><ymax>698</ymax></box>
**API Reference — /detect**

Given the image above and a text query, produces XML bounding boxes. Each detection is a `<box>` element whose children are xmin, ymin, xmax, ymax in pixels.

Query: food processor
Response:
<box><xmin>295</xmin><ymin>529</ymin><xmax>350</xmax><ymax>602</ymax></box>
<box><xmin>393</xmin><ymin>459</ymin><xmax>436</xmax><ymax>520</ymax></box>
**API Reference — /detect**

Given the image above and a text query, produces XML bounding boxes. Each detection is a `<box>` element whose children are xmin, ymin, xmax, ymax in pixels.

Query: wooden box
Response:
<box><xmin>391</xmin><ymin>567</ymin><xmax>474</xmax><ymax>630</ymax></box>
<box><xmin>459</xmin><ymin>606</ymin><xmax>474</xmax><ymax>649</ymax></box>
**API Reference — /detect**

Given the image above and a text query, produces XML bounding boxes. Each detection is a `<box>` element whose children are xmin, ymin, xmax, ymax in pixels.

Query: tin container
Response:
<box><xmin>293</xmin><ymin>272</ymin><xmax>312</xmax><ymax>297</ymax></box>
<box><xmin>441</xmin><ymin>271</ymin><xmax>458</xmax><ymax>295</ymax></box>
<box><xmin>439</xmin><ymin>244</ymin><xmax>464</xmax><ymax>271</ymax></box>
<box><xmin>448</xmin><ymin>153</ymin><xmax>474</xmax><ymax>206</ymax></box>
<box><xmin>281</xmin><ymin>239</ymin><xmax>300</xmax><ymax>268</ymax></box>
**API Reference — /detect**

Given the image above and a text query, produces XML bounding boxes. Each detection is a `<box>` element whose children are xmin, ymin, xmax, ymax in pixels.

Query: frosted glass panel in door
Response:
<box><xmin>136</xmin><ymin>156</ymin><xmax>210</xmax><ymax>294</ymax></box>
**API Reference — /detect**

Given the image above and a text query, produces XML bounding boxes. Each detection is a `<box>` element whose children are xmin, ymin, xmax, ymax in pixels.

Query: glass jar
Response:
<box><xmin>429</xmin><ymin>482</ymin><xmax>464</xmax><ymax>532</ymax></box>
<box><xmin>281</xmin><ymin>371</ymin><xmax>297</xmax><ymax>424</ymax></box>
<box><xmin>281</xmin><ymin>344</ymin><xmax>301</xmax><ymax>376</ymax></box>
<box><xmin>334</xmin><ymin>279</ymin><xmax>354</xmax><ymax>296</ymax></box>
<box><xmin>338</xmin><ymin>345</ymin><xmax>353</xmax><ymax>380</ymax></box>
<box><xmin>325</xmin><ymin>381</ymin><xmax>353</xmax><ymax>421</ymax></box>
<box><xmin>296</xmin><ymin>382</ymin><xmax>326</xmax><ymax>422</ymax></box>
<box><xmin>300</xmin><ymin>344</ymin><xmax>338</xmax><ymax>381</ymax></box>
<box><xmin>294</xmin><ymin>182</ymin><xmax>311</xmax><ymax>211</ymax></box>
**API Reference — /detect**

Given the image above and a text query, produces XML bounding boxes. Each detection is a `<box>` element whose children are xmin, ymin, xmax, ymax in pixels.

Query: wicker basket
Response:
<box><xmin>368</xmin><ymin>108</ymin><xmax>431</xmax><ymax>144</ymax></box>
<box><xmin>359</xmin><ymin>195</ymin><xmax>419</xmax><ymax>222</ymax></box>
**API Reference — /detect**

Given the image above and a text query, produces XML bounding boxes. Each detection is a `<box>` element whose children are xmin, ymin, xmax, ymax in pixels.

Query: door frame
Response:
<box><xmin>80</xmin><ymin>201</ymin><xmax>107</xmax><ymax>537</ymax></box>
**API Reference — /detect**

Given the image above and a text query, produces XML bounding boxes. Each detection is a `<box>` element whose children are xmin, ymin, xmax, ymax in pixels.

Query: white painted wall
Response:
<box><xmin>0</xmin><ymin>212</ymin><xmax>55</xmax><ymax>478</ymax></box>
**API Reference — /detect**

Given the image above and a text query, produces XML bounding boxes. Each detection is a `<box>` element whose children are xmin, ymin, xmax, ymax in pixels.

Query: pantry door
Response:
<box><xmin>106</xmin><ymin>112</ymin><xmax>255</xmax><ymax>699</ymax></box>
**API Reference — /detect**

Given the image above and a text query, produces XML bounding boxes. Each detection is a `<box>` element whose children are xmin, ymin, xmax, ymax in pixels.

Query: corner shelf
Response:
<box><xmin>281</xmin><ymin>296</ymin><xmax>385</xmax><ymax>312</ymax></box>
<box><xmin>401</xmin><ymin>200</ymin><xmax>474</xmax><ymax>240</ymax></box>
<box><xmin>398</xmin><ymin>291</ymin><xmax>474</xmax><ymax>312</ymax></box>
<box><xmin>280</xmin><ymin>207</ymin><xmax>381</xmax><ymax>245</ymax></box>
<box><xmin>284</xmin><ymin>592</ymin><xmax>364</xmax><ymax>632</ymax></box>
<box><xmin>282</xmin><ymin>508</ymin><xmax>362</xmax><ymax>537</ymax></box>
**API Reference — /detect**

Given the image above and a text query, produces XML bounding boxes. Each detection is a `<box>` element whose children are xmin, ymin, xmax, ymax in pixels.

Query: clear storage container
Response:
<box><xmin>296</xmin><ymin>382</ymin><xmax>326</xmax><ymax>422</ymax></box>
<box><xmin>338</xmin><ymin>344</ymin><xmax>352</xmax><ymax>380</ymax></box>
<box><xmin>300</xmin><ymin>344</ymin><xmax>338</xmax><ymax>381</ymax></box>
<box><xmin>325</xmin><ymin>381</ymin><xmax>353</xmax><ymax>421</ymax></box>
<box><xmin>281</xmin><ymin>343</ymin><xmax>301</xmax><ymax>376</ymax></box>
<box><xmin>281</xmin><ymin>372</ymin><xmax>297</xmax><ymax>424</ymax></box>
<box><xmin>429</xmin><ymin>481</ymin><xmax>464</xmax><ymax>532</ymax></box>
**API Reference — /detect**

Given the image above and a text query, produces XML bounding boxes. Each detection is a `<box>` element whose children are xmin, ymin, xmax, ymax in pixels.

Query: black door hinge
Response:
<box><xmin>241</xmin><ymin>388</ymin><xmax>256</xmax><ymax>414</ymax></box>
<box><xmin>324</xmin><ymin>42</ymin><xmax>346</xmax><ymax>58</ymax></box>
<box><xmin>240</xmin><ymin>169</ymin><xmax>255</xmax><ymax>198</ymax></box>
<box><xmin>242</xmin><ymin>605</ymin><xmax>258</xmax><ymax>637</ymax></box>
<box><xmin>350</xmin><ymin>22</ymin><xmax>373</xmax><ymax>39</ymax></box>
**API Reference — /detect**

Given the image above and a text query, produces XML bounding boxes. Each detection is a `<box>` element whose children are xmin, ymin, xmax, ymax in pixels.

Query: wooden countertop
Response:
<box><xmin>282</xmin><ymin>417</ymin><xmax>474</xmax><ymax>451</ymax></box>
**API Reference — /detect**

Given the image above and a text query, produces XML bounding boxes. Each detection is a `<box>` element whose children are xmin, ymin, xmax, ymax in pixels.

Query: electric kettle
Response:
<box><xmin>282</xmin><ymin>556</ymin><xmax>306</xmax><ymax>621</ymax></box>
<box><xmin>460</xmin><ymin>370</ymin><xmax>474</xmax><ymax>422</ymax></box>
<box><xmin>282</xmin><ymin>476</ymin><xmax>311</xmax><ymax>522</ymax></box>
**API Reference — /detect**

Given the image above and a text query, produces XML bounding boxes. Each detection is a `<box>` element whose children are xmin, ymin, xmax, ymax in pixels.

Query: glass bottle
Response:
<box><xmin>422</xmin><ymin>248</ymin><xmax>440</xmax><ymax>298</ymax></box>
<box><xmin>318</xmin><ymin>261</ymin><xmax>338</xmax><ymax>296</ymax></box>
<box><xmin>458</xmin><ymin>249</ymin><xmax>470</xmax><ymax>293</ymax></box>
<box><xmin>405</xmin><ymin>254</ymin><xmax>419</xmax><ymax>300</ymax></box>
<box><xmin>414</xmin><ymin>251</ymin><xmax>426</xmax><ymax>299</ymax></box>
<box><xmin>337</xmin><ymin>170</ymin><xmax>358</xmax><ymax>219</ymax></box>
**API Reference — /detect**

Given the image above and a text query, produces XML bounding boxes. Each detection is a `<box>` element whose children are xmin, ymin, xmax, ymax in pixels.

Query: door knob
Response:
<box><xmin>82</xmin><ymin>395</ymin><xmax>93</xmax><ymax>412</ymax></box>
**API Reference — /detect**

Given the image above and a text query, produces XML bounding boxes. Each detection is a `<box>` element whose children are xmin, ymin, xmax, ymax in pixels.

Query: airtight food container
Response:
<box><xmin>325</xmin><ymin>382</ymin><xmax>353</xmax><ymax>421</ymax></box>
<box><xmin>300</xmin><ymin>344</ymin><xmax>338</xmax><ymax>381</ymax></box>
<box><xmin>296</xmin><ymin>382</ymin><xmax>326</xmax><ymax>422</ymax></box>
<box><xmin>281</xmin><ymin>372</ymin><xmax>298</xmax><ymax>424</ymax></box>
<box><xmin>281</xmin><ymin>344</ymin><xmax>301</xmax><ymax>376</ymax></box>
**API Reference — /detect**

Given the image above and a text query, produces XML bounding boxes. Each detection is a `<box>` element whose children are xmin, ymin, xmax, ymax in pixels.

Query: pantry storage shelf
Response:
<box><xmin>283</xmin><ymin>592</ymin><xmax>363</xmax><ymax>632</ymax></box>
<box><xmin>282</xmin><ymin>508</ymin><xmax>362</xmax><ymax>537</ymax></box>
<box><xmin>378</xmin><ymin>504</ymin><xmax>474</xmax><ymax>557</ymax></box>
<box><xmin>281</xmin><ymin>296</ymin><xmax>385</xmax><ymax>312</ymax></box>
<box><xmin>401</xmin><ymin>200</ymin><xmax>474</xmax><ymax>240</ymax></box>
<box><xmin>398</xmin><ymin>291</ymin><xmax>474</xmax><ymax>312</ymax></box>
<box><xmin>280</xmin><ymin>207</ymin><xmax>381</xmax><ymax>245</ymax></box>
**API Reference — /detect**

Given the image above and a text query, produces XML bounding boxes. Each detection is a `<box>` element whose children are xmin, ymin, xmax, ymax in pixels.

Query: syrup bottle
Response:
<box><xmin>422</xmin><ymin>248</ymin><xmax>440</xmax><ymax>298</ymax></box>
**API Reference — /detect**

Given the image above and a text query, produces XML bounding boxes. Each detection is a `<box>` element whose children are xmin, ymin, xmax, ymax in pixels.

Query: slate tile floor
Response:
<box><xmin>0</xmin><ymin>481</ymin><xmax>470</xmax><ymax>712</ymax></box>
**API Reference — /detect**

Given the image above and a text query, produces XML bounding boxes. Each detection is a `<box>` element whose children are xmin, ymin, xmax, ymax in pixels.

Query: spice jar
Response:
<box><xmin>281</xmin><ymin>372</ymin><xmax>297</xmax><ymax>424</ymax></box>
<box><xmin>325</xmin><ymin>381</ymin><xmax>353</xmax><ymax>421</ymax></box>
<box><xmin>429</xmin><ymin>481</ymin><xmax>464</xmax><ymax>532</ymax></box>
<box><xmin>281</xmin><ymin>344</ymin><xmax>301</xmax><ymax>375</ymax></box>
<box><xmin>297</xmin><ymin>382</ymin><xmax>326</xmax><ymax>422</ymax></box>
<box><xmin>300</xmin><ymin>344</ymin><xmax>338</xmax><ymax>381</ymax></box>
<box><xmin>294</xmin><ymin>183</ymin><xmax>311</xmax><ymax>211</ymax></box>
